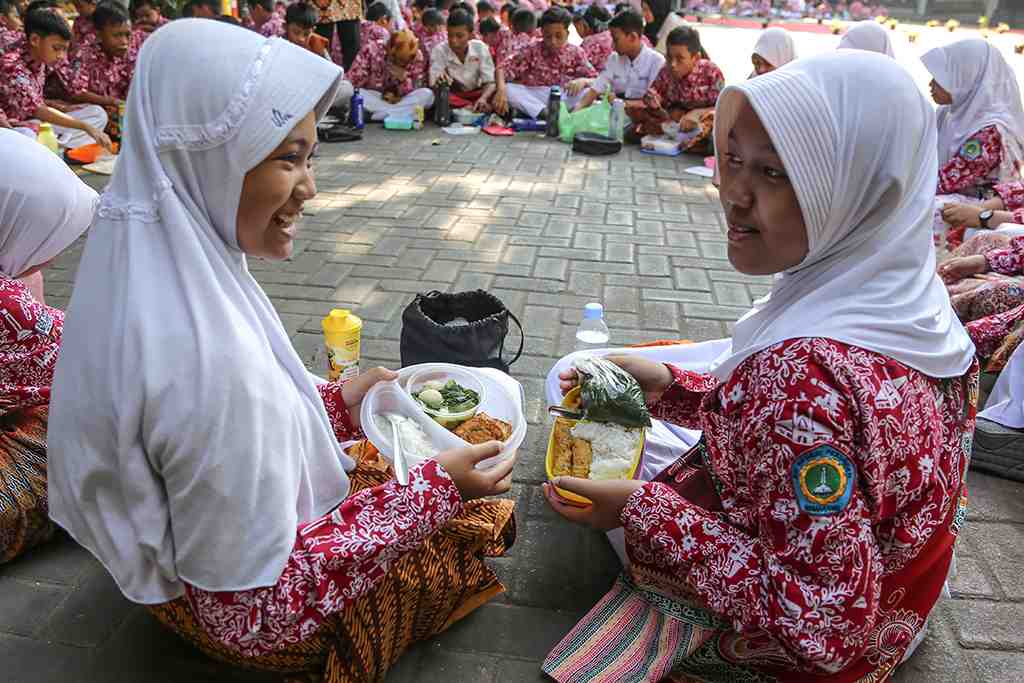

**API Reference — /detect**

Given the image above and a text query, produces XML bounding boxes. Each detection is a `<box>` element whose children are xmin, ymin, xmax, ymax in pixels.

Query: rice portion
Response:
<box><xmin>570</xmin><ymin>421</ymin><xmax>641</xmax><ymax>480</ymax></box>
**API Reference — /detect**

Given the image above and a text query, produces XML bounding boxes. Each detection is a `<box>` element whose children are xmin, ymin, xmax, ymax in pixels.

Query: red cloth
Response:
<box><xmin>937</xmin><ymin>124</ymin><xmax>1003</xmax><ymax>195</ymax></box>
<box><xmin>448</xmin><ymin>88</ymin><xmax>483</xmax><ymax>109</ymax></box>
<box><xmin>0</xmin><ymin>276</ymin><xmax>64</xmax><ymax>414</ymax></box>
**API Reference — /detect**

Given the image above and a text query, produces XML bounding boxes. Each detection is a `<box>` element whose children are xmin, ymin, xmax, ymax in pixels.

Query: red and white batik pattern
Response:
<box><xmin>0</xmin><ymin>276</ymin><xmax>64</xmax><ymax>414</ymax></box>
<box><xmin>937</xmin><ymin>125</ymin><xmax>1003</xmax><ymax>195</ymax></box>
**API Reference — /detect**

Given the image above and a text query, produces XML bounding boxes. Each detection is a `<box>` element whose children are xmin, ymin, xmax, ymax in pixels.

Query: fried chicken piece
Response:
<box><xmin>454</xmin><ymin>412</ymin><xmax>513</xmax><ymax>445</ymax></box>
<box><xmin>551</xmin><ymin>419</ymin><xmax>574</xmax><ymax>477</ymax></box>
<box><xmin>570</xmin><ymin>437</ymin><xmax>592</xmax><ymax>479</ymax></box>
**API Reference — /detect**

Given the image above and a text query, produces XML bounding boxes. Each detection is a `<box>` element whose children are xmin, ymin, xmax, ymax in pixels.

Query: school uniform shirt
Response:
<box><xmin>417</xmin><ymin>29</ymin><xmax>447</xmax><ymax>65</ymax></box>
<box><xmin>936</xmin><ymin>124</ymin><xmax>1003</xmax><ymax>195</ymax></box>
<box><xmin>481</xmin><ymin>25</ymin><xmax>510</xmax><ymax>64</ymax></box>
<box><xmin>348</xmin><ymin>38</ymin><xmax>428</xmax><ymax>95</ymax></box>
<box><xmin>0</xmin><ymin>277</ymin><xmax>63</xmax><ymax>414</ymax></box>
<box><xmin>0</xmin><ymin>45</ymin><xmax>45</xmax><ymax>124</ymax></box>
<box><xmin>64</xmin><ymin>30</ymin><xmax>144</xmax><ymax>101</ymax></box>
<box><xmin>428</xmin><ymin>39</ymin><xmax>494</xmax><ymax>90</ymax></box>
<box><xmin>590</xmin><ymin>44</ymin><xmax>664</xmax><ymax>99</ymax></box>
<box><xmin>650</xmin><ymin>58</ymin><xmax>724</xmax><ymax>109</ymax></box>
<box><xmin>985</xmin><ymin>234</ymin><xmax>1024</xmax><ymax>275</ymax></box>
<box><xmin>317</xmin><ymin>0</ymin><xmax>363</xmax><ymax>24</ymax></box>
<box><xmin>625</xmin><ymin>337</ymin><xmax>977</xmax><ymax>675</ymax></box>
<box><xmin>72</xmin><ymin>14</ymin><xmax>97</xmax><ymax>52</ymax></box>
<box><xmin>496</xmin><ymin>31</ymin><xmax>535</xmax><ymax>70</ymax></box>
<box><xmin>257</xmin><ymin>12</ymin><xmax>286</xmax><ymax>37</ymax></box>
<box><xmin>994</xmin><ymin>181</ymin><xmax>1024</xmax><ymax>225</ymax></box>
<box><xmin>0</xmin><ymin>22</ymin><xmax>21</xmax><ymax>54</ymax></box>
<box><xmin>580</xmin><ymin>31</ymin><xmax>613</xmax><ymax>72</ymax></box>
<box><xmin>501</xmin><ymin>41</ymin><xmax>596</xmax><ymax>88</ymax></box>
<box><xmin>359</xmin><ymin>20</ymin><xmax>390</xmax><ymax>46</ymax></box>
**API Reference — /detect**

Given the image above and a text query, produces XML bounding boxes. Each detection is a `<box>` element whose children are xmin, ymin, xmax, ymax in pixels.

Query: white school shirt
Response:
<box><xmin>429</xmin><ymin>40</ymin><xmax>495</xmax><ymax>90</ymax></box>
<box><xmin>590</xmin><ymin>45</ymin><xmax>665</xmax><ymax>99</ymax></box>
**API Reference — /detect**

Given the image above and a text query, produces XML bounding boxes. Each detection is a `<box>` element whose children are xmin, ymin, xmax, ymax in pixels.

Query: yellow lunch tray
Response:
<box><xmin>545</xmin><ymin>386</ymin><xmax>645</xmax><ymax>507</ymax></box>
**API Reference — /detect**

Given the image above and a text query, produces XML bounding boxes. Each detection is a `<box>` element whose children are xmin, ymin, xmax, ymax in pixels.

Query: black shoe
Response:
<box><xmin>971</xmin><ymin>417</ymin><xmax>1024</xmax><ymax>482</ymax></box>
<box><xmin>318</xmin><ymin>123</ymin><xmax>363</xmax><ymax>143</ymax></box>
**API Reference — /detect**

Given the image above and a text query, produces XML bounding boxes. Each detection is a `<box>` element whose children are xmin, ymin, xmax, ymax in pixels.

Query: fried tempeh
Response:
<box><xmin>570</xmin><ymin>437</ymin><xmax>592</xmax><ymax>479</ymax></box>
<box><xmin>552</xmin><ymin>419</ymin><xmax>574</xmax><ymax>476</ymax></box>
<box><xmin>454</xmin><ymin>413</ymin><xmax>513</xmax><ymax>444</ymax></box>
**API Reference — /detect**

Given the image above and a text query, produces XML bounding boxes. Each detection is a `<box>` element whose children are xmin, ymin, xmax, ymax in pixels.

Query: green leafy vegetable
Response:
<box><xmin>575</xmin><ymin>357</ymin><xmax>652</xmax><ymax>428</ymax></box>
<box><xmin>415</xmin><ymin>379</ymin><xmax>479</xmax><ymax>413</ymax></box>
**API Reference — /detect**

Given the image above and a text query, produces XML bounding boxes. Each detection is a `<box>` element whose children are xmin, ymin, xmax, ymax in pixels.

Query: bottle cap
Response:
<box><xmin>583</xmin><ymin>303</ymin><xmax>604</xmax><ymax>320</ymax></box>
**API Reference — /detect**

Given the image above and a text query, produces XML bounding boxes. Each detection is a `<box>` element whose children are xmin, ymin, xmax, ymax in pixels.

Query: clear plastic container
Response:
<box><xmin>360</xmin><ymin>380</ymin><xmax>465</xmax><ymax>465</ymax></box>
<box><xmin>575</xmin><ymin>303</ymin><xmax>610</xmax><ymax>352</ymax></box>
<box><xmin>406</xmin><ymin>366</ymin><xmax>486</xmax><ymax>429</ymax></box>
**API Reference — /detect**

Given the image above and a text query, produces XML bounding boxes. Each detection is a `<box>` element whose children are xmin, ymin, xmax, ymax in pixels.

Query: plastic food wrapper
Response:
<box><xmin>574</xmin><ymin>356</ymin><xmax>652</xmax><ymax>429</ymax></box>
<box><xmin>558</xmin><ymin>98</ymin><xmax>611</xmax><ymax>143</ymax></box>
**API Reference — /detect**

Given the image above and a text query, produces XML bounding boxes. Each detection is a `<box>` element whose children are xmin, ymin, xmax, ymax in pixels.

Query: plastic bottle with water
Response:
<box><xmin>609</xmin><ymin>98</ymin><xmax>625</xmax><ymax>143</ymax></box>
<box><xmin>574</xmin><ymin>303</ymin><xmax>610</xmax><ymax>351</ymax></box>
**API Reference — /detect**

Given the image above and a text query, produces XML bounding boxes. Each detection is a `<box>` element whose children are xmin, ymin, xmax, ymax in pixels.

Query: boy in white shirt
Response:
<box><xmin>572</xmin><ymin>9</ymin><xmax>664</xmax><ymax>115</ymax></box>
<box><xmin>429</xmin><ymin>8</ymin><xmax>496</xmax><ymax>112</ymax></box>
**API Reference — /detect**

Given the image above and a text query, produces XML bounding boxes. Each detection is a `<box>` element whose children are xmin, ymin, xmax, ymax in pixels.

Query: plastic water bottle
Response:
<box><xmin>609</xmin><ymin>98</ymin><xmax>625</xmax><ymax>142</ymax></box>
<box><xmin>349</xmin><ymin>88</ymin><xmax>364</xmax><ymax>130</ymax></box>
<box><xmin>574</xmin><ymin>303</ymin><xmax>610</xmax><ymax>351</ymax></box>
<box><xmin>37</xmin><ymin>123</ymin><xmax>59</xmax><ymax>155</ymax></box>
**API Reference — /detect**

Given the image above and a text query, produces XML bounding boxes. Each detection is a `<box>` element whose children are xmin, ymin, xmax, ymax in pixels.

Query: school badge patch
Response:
<box><xmin>960</xmin><ymin>138</ymin><xmax>983</xmax><ymax>161</ymax></box>
<box><xmin>791</xmin><ymin>445</ymin><xmax>856</xmax><ymax>516</ymax></box>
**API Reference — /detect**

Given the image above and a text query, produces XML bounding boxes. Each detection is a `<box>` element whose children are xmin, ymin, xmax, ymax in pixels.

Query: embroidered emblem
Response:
<box><xmin>33</xmin><ymin>309</ymin><xmax>53</xmax><ymax>336</ymax></box>
<box><xmin>950</xmin><ymin>493</ymin><xmax>968</xmax><ymax>535</ymax></box>
<box><xmin>271</xmin><ymin>108</ymin><xmax>294</xmax><ymax>128</ymax></box>
<box><xmin>960</xmin><ymin>137</ymin><xmax>983</xmax><ymax>161</ymax></box>
<box><xmin>791</xmin><ymin>445</ymin><xmax>856</xmax><ymax>516</ymax></box>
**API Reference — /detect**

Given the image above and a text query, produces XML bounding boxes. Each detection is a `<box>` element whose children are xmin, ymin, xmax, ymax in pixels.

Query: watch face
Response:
<box><xmin>980</xmin><ymin>209</ymin><xmax>994</xmax><ymax>221</ymax></box>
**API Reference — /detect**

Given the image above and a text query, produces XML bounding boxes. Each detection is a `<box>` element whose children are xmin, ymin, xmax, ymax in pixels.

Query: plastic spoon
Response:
<box><xmin>548</xmin><ymin>405</ymin><xmax>584</xmax><ymax>421</ymax></box>
<box><xmin>387</xmin><ymin>416</ymin><xmax>409</xmax><ymax>485</ymax></box>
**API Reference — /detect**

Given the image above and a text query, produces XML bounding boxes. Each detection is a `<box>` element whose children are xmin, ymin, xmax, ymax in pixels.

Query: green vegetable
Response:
<box><xmin>575</xmin><ymin>357</ymin><xmax>652</xmax><ymax>429</ymax></box>
<box><xmin>415</xmin><ymin>379</ymin><xmax>479</xmax><ymax>414</ymax></box>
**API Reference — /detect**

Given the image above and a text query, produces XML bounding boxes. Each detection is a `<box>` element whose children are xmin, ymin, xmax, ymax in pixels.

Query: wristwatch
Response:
<box><xmin>979</xmin><ymin>209</ymin><xmax>994</xmax><ymax>229</ymax></box>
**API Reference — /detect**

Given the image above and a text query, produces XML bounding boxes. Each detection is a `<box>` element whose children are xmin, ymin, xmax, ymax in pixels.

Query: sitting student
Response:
<box><xmin>543</xmin><ymin>50</ymin><xmax>977</xmax><ymax>683</ymax></box>
<box><xmin>47</xmin><ymin>20</ymin><xmax>515</xmax><ymax>683</ymax></box>
<box><xmin>246</xmin><ymin>0</ymin><xmax>283</xmax><ymax>36</ymax></box>
<box><xmin>750</xmin><ymin>26</ymin><xmax>795</xmax><ymax>76</ymax></box>
<box><xmin>940</xmin><ymin>180</ymin><xmax>1024</xmax><ymax>243</ymax></box>
<box><xmin>450</xmin><ymin>0</ymin><xmax>478</xmax><ymax>35</ymax></box>
<box><xmin>837</xmin><ymin>20</ymin><xmax>894</xmax><ymax>57</ymax></box>
<box><xmin>575</xmin><ymin>5</ymin><xmax>612</xmax><ymax>71</ymax></box>
<box><xmin>642</xmin><ymin>0</ymin><xmax>685</xmax><ymax>55</ymax></box>
<box><xmin>70</xmin><ymin>0</ymin><xmax>97</xmax><ymax>51</ymax></box>
<box><xmin>0</xmin><ymin>7</ymin><xmax>112</xmax><ymax>151</ymax></box>
<box><xmin>61</xmin><ymin>1</ymin><xmax>141</xmax><ymax>139</ymax></box>
<box><xmin>1</xmin><ymin>0</ymin><xmax>23</xmax><ymax>53</ymax></box>
<box><xmin>501</xmin><ymin>6</ymin><xmax>536</xmax><ymax>65</ymax></box>
<box><xmin>494</xmin><ymin>6</ymin><xmax>595</xmax><ymax>118</ymax></box>
<box><xmin>939</xmin><ymin>232</ymin><xmax>1024</xmax><ymax>326</ymax></box>
<box><xmin>479</xmin><ymin>16</ymin><xmax>508</xmax><ymax>64</ymax></box>
<box><xmin>430</xmin><ymin>8</ymin><xmax>495</xmax><ymax>112</ymax></box>
<box><xmin>923</xmin><ymin>39</ymin><xmax>1024</xmax><ymax>196</ymax></box>
<box><xmin>285</xmin><ymin>3</ymin><xmax>330</xmax><ymax>58</ymax></box>
<box><xmin>573</xmin><ymin>9</ymin><xmax>663</xmax><ymax>121</ymax></box>
<box><xmin>629</xmin><ymin>25</ymin><xmax>723</xmax><ymax>153</ymax></box>
<box><xmin>186</xmin><ymin>0</ymin><xmax>219</xmax><ymax>18</ymax></box>
<box><xmin>408</xmin><ymin>0</ymin><xmax>430</xmax><ymax>38</ymax></box>
<box><xmin>349</xmin><ymin>28</ymin><xmax>434</xmax><ymax>120</ymax></box>
<box><xmin>476</xmin><ymin>0</ymin><xmax>496</xmax><ymax>27</ymax></box>
<box><xmin>417</xmin><ymin>8</ymin><xmax>446</xmax><ymax>64</ymax></box>
<box><xmin>361</xmin><ymin>1</ymin><xmax>392</xmax><ymax>45</ymax></box>
<box><xmin>131</xmin><ymin>0</ymin><xmax>168</xmax><ymax>33</ymax></box>
<box><xmin>499</xmin><ymin>0</ymin><xmax>517</xmax><ymax>28</ymax></box>
<box><xmin>0</xmin><ymin>129</ymin><xmax>97</xmax><ymax>564</ymax></box>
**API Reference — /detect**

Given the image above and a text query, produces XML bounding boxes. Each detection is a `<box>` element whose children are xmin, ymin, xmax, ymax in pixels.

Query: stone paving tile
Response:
<box><xmin>14</xmin><ymin>124</ymin><xmax>1024</xmax><ymax>683</ymax></box>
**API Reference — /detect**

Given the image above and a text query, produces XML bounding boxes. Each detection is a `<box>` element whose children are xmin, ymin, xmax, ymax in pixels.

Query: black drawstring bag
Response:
<box><xmin>400</xmin><ymin>290</ymin><xmax>523</xmax><ymax>373</ymax></box>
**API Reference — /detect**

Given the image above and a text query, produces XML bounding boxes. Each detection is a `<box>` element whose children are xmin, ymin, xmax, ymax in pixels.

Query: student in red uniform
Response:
<box><xmin>417</xmin><ymin>8</ymin><xmax>446</xmax><ymax>64</ymax></box>
<box><xmin>360</xmin><ymin>1</ymin><xmax>391</xmax><ymax>44</ymax></box>
<box><xmin>349</xmin><ymin>28</ymin><xmax>434</xmax><ymax>119</ymax></box>
<box><xmin>131</xmin><ymin>0</ymin><xmax>168</xmax><ymax>33</ymax></box>
<box><xmin>0</xmin><ymin>0</ymin><xmax>23</xmax><ymax>53</ymax></box>
<box><xmin>494</xmin><ymin>5</ymin><xmax>595</xmax><ymax>118</ymax></box>
<box><xmin>542</xmin><ymin>51</ymin><xmax>977</xmax><ymax>683</ymax></box>
<box><xmin>246</xmin><ymin>0</ymin><xmax>284</xmax><ymax>36</ymax></box>
<box><xmin>574</xmin><ymin>4</ymin><xmax>612</xmax><ymax>71</ymax></box>
<box><xmin>0</xmin><ymin>7</ymin><xmax>111</xmax><ymax>150</ymax></box>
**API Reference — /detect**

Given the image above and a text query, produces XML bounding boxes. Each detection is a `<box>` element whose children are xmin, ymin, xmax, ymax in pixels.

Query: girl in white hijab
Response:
<box><xmin>0</xmin><ymin>129</ymin><xmax>96</xmax><ymax>564</ymax></box>
<box><xmin>541</xmin><ymin>51</ymin><xmax>976</xmax><ymax>682</ymax></box>
<box><xmin>837</xmin><ymin>20</ymin><xmax>895</xmax><ymax>57</ymax></box>
<box><xmin>46</xmin><ymin>19</ymin><xmax>515</xmax><ymax>680</ymax></box>
<box><xmin>750</xmin><ymin>27</ymin><xmax>797</xmax><ymax>77</ymax></box>
<box><xmin>923</xmin><ymin>39</ymin><xmax>1024</xmax><ymax>196</ymax></box>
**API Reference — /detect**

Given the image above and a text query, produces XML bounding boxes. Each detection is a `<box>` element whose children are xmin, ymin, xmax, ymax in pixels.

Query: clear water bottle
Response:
<box><xmin>575</xmin><ymin>303</ymin><xmax>610</xmax><ymax>351</ymax></box>
<box><xmin>609</xmin><ymin>98</ymin><xmax>625</xmax><ymax>142</ymax></box>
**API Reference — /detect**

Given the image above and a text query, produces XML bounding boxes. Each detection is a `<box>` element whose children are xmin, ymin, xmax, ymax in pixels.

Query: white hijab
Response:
<box><xmin>752</xmin><ymin>28</ymin><xmax>797</xmax><ymax>71</ymax></box>
<box><xmin>47</xmin><ymin>20</ymin><xmax>349</xmax><ymax>604</ymax></box>
<box><xmin>709</xmin><ymin>51</ymin><xmax>975</xmax><ymax>382</ymax></box>
<box><xmin>837</xmin><ymin>21</ymin><xmax>895</xmax><ymax>58</ymax></box>
<box><xmin>0</xmin><ymin>130</ymin><xmax>97</xmax><ymax>279</ymax></box>
<box><xmin>921</xmin><ymin>39</ymin><xmax>1024</xmax><ymax>182</ymax></box>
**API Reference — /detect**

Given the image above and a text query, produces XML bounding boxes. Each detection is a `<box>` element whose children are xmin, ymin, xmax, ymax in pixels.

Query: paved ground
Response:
<box><xmin>5</xmin><ymin>22</ymin><xmax>1024</xmax><ymax>683</ymax></box>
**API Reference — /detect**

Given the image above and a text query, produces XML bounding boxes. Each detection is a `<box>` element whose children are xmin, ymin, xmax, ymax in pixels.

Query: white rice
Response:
<box><xmin>374</xmin><ymin>413</ymin><xmax>439</xmax><ymax>464</ymax></box>
<box><xmin>570</xmin><ymin>421</ymin><xmax>641</xmax><ymax>481</ymax></box>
